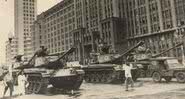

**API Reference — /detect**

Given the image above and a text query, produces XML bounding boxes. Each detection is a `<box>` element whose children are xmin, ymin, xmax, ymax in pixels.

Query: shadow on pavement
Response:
<box><xmin>44</xmin><ymin>87</ymin><xmax>83</xmax><ymax>98</ymax></box>
<box><xmin>0</xmin><ymin>94</ymin><xmax>19</xmax><ymax>99</ymax></box>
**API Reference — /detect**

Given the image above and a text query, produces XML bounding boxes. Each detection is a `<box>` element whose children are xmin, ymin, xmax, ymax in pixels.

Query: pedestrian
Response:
<box><xmin>3</xmin><ymin>70</ymin><xmax>14</xmax><ymax>97</ymax></box>
<box><xmin>18</xmin><ymin>72</ymin><xmax>27</xmax><ymax>95</ymax></box>
<box><xmin>123</xmin><ymin>63</ymin><xmax>134</xmax><ymax>91</ymax></box>
<box><xmin>13</xmin><ymin>55</ymin><xmax>23</xmax><ymax>86</ymax></box>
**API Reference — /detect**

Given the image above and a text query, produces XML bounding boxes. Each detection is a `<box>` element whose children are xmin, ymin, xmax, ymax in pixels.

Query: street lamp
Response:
<box><xmin>8</xmin><ymin>32</ymin><xmax>13</xmax><ymax>43</ymax></box>
<box><xmin>8</xmin><ymin>32</ymin><xmax>13</xmax><ymax>79</ymax></box>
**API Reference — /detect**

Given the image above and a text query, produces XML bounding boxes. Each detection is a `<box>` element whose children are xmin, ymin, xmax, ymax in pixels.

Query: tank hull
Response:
<box><xmin>24</xmin><ymin>68</ymin><xmax>84</xmax><ymax>94</ymax></box>
<box><xmin>82</xmin><ymin>64</ymin><xmax>139</xmax><ymax>84</ymax></box>
<box><xmin>50</xmin><ymin>74</ymin><xmax>83</xmax><ymax>90</ymax></box>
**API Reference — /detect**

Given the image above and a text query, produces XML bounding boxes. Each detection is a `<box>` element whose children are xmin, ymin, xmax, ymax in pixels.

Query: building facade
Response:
<box><xmin>73</xmin><ymin>0</ymin><xmax>127</xmax><ymax>62</ymax></box>
<box><xmin>32</xmin><ymin>0</ymin><xmax>127</xmax><ymax>63</ymax></box>
<box><xmin>14</xmin><ymin>0</ymin><xmax>37</xmax><ymax>61</ymax></box>
<box><xmin>32</xmin><ymin>0</ymin><xmax>75</xmax><ymax>55</ymax></box>
<box><xmin>31</xmin><ymin>14</ymin><xmax>45</xmax><ymax>53</ymax></box>
<box><xmin>5</xmin><ymin>37</ymin><xmax>18</xmax><ymax>65</ymax></box>
<box><xmin>124</xmin><ymin>0</ymin><xmax>185</xmax><ymax>59</ymax></box>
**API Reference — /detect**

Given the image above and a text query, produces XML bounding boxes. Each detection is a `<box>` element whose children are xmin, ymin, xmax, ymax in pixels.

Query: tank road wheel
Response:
<box><xmin>26</xmin><ymin>82</ymin><xmax>34</xmax><ymax>94</ymax></box>
<box><xmin>97</xmin><ymin>74</ymin><xmax>101</xmax><ymax>82</ymax></box>
<box><xmin>32</xmin><ymin>77</ymin><xmax>40</xmax><ymax>94</ymax></box>
<box><xmin>164</xmin><ymin>76</ymin><xmax>172</xmax><ymax>82</ymax></box>
<box><xmin>90</xmin><ymin>74</ymin><xmax>95</xmax><ymax>82</ymax></box>
<box><xmin>100</xmin><ymin>74</ymin><xmax>105</xmax><ymax>83</ymax></box>
<box><xmin>35</xmin><ymin>78</ymin><xmax>49</xmax><ymax>94</ymax></box>
<box><xmin>84</xmin><ymin>75</ymin><xmax>91</xmax><ymax>83</ymax></box>
<box><xmin>94</xmin><ymin>74</ymin><xmax>100</xmax><ymax>82</ymax></box>
<box><xmin>33</xmin><ymin>82</ymin><xmax>42</xmax><ymax>94</ymax></box>
<box><xmin>39</xmin><ymin>78</ymin><xmax>49</xmax><ymax>94</ymax></box>
<box><xmin>152</xmin><ymin>72</ymin><xmax>162</xmax><ymax>82</ymax></box>
<box><xmin>106</xmin><ymin>74</ymin><xmax>113</xmax><ymax>83</ymax></box>
<box><xmin>175</xmin><ymin>72</ymin><xmax>185</xmax><ymax>83</ymax></box>
<box><xmin>139</xmin><ymin>69</ymin><xmax>145</xmax><ymax>78</ymax></box>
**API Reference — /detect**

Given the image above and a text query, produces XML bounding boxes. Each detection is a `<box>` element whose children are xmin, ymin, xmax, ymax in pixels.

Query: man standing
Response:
<box><xmin>124</xmin><ymin>63</ymin><xmax>134</xmax><ymax>91</ymax></box>
<box><xmin>18</xmin><ymin>72</ymin><xmax>27</xmax><ymax>95</ymax></box>
<box><xmin>3</xmin><ymin>70</ymin><xmax>14</xmax><ymax>97</ymax></box>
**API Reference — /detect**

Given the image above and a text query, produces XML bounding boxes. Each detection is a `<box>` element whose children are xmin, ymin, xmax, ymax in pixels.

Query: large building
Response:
<box><xmin>32</xmin><ymin>0</ymin><xmax>127</xmax><ymax>63</ymax></box>
<box><xmin>124</xmin><ymin>0</ymin><xmax>185</xmax><ymax>58</ymax></box>
<box><xmin>14</xmin><ymin>0</ymin><xmax>37</xmax><ymax>61</ymax></box>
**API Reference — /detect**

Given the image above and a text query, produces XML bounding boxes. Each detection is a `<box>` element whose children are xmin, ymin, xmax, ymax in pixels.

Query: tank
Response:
<box><xmin>16</xmin><ymin>47</ymin><xmax>84</xmax><ymax>94</ymax></box>
<box><xmin>81</xmin><ymin>41</ymin><xmax>144</xmax><ymax>83</ymax></box>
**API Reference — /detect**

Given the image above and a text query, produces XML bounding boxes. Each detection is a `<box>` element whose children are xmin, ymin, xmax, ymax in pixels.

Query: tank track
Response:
<box><xmin>84</xmin><ymin>71</ymin><xmax>118</xmax><ymax>83</ymax></box>
<box><xmin>73</xmin><ymin>74</ymin><xmax>84</xmax><ymax>90</ymax></box>
<box><xmin>26</xmin><ymin>74</ymin><xmax>49</xmax><ymax>94</ymax></box>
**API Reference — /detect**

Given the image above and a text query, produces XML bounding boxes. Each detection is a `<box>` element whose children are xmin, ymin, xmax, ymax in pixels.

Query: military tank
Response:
<box><xmin>16</xmin><ymin>47</ymin><xmax>84</xmax><ymax>94</ymax></box>
<box><xmin>81</xmin><ymin>41</ymin><xmax>144</xmax><ymax>83</ymax></box>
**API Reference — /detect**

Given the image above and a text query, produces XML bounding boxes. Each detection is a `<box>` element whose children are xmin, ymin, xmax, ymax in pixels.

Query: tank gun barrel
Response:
<box><xmin>152</xmin><ymin>42</ymin><xmax>183</xmax><ymax>58</ymax></box>
<box><xmin>120</xmin><ymin>41</ymin><xmax>144</xmax><ymax>57</ymax></box>
<box><xmin>56</xmin><ymin>47</ymin><xmax>76</xmax><ymax>61</ymax></box>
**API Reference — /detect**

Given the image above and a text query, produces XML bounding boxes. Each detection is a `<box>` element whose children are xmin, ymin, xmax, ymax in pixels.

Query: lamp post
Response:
<box><xmin>8</xmin><ymin>32</ymin><xmax>13</xmax><ymax>79</ymax></box>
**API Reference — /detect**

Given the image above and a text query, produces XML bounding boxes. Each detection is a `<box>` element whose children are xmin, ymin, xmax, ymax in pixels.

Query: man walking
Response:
<box><xmin>124</xmin><ymin>63</ymin><xmax>134</xmax><ymax>91</ymax></box>
<box><xmin>3</xmin><ymin>70</ymin><xmax>14</xmax><ymax>97</ymax></box>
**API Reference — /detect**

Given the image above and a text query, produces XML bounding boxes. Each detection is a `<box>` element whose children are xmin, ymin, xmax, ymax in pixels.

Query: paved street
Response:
<box><xmin>0</xmin><ymin>78</ymin><xmax>185</xmax><ymax>99</ymax></box>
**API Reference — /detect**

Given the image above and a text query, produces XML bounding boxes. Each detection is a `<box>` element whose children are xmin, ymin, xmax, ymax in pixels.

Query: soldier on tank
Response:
<box><xmin>35</xmin><ymin>46</ymin><xmax>48</xmax><ymax>67</ymax></box>
<box><xmin>97</xmin><ymin>39</ymin><xmax>104</xmax><ymax>54</ymax></box>
<box><xmin>13</xmin><ymin>55</ymin><xmax>23</xmax><ymax>69</ymax></box>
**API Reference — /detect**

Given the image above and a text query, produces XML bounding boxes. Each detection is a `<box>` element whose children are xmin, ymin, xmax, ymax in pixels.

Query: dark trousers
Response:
<box><xmin>3</xmin><ymin>82</ymin><xmax>14</xmax><ymax>97</ymax></box>
<box><xmin>125</xmin><ymin>77</ymin><xmax>134</xmax><ymax>91</ymax></box>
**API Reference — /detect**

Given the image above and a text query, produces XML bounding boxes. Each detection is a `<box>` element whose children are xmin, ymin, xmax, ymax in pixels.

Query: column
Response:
<box><xmin>156</xmin><ymin>0</ymin><xmax>164</xmax><ymax>31</ymax></box>
<box><xmin>146</xmin><ymin>0</ymin><xmax>151</xmax><ymax>33</ymax></box>
<box><xmin>170</xmin><ymin>0</ymin><xmax>177</xmax><ymax>28</ymax></box>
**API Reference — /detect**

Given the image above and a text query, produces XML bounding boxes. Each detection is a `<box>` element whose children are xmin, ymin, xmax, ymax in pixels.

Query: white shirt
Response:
<box><xmin>13</xmin><ymin>62</ymin><xmax>22</xmax><ymax>69</ymax></box>
<box><xmin>123</xmin><ymin>64</ymin><xmax>132</xmax><ymax>77</ymax></box>
<box><xmin>4</xmin><ymin>72</ymin><xmax>13</xmax><ymax>82</ymax></box>
<box><xmin>18</xmin><ymin>75</ymin><xmax>26</xmax><ymax>85</ymax></box>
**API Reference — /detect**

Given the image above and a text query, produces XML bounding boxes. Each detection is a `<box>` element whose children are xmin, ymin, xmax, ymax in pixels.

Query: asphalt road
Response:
<box><xmin>0</xmin><ymin>78</ymin><xmax>185</xmax><ymax>99</ymax></box>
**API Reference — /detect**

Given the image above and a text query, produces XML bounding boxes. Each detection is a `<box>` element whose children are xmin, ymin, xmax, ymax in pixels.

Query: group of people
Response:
<box><xmin>2</xmin><ymin>58</ymin><xmax>27</xmax><ymax>98</ymax></box>
<box><xmin>2</xmin><ymin>46</ymin><xmax>48</xmax><ymax>98</ymax></box>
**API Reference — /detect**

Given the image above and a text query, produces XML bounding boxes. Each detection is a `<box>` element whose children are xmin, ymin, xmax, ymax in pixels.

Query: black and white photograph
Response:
<box><xmin>1</xmin><ymin>0</ymin><xmax>185</xmax><ymax>99</ymax></box>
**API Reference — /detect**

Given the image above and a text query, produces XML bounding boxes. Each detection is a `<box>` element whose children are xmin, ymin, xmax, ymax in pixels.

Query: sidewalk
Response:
<box><xmin>0</xmin><ymin>82</ymin><xmax>24</xmax><ymax>99</ymax></box>
<box><xmin>1</xmin><ymin>79</ymin><xmax>185</xmax><ymax>99</ymax></box>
